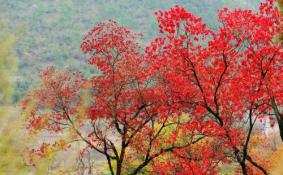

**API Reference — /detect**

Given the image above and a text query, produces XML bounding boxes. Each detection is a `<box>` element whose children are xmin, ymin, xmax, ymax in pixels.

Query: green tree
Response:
<box><xmin>0</xmin><ymin>27</ymin><xmax>29</xmax><ymax>175</ymax></box>
<box><xmin>0</xmin><ymin>28</ymin><xmax>17</xmax><ymax>103</ymax></box>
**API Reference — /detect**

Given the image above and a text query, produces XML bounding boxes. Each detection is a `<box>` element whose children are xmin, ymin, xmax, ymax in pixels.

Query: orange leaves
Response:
<box><xmin>269</xmin><ymin>144</ymin><xmax>283</xmax><ymax>174</ymax></box>
<box><xmin>27</xmin><ymin>115</ymin><xmax>48</xmax><ymax>132</ymax></box>
<box><xmin>22</xmin><ymin>66</ymin><xmax>84</xmax><ymax>133</ymax></box>
<box><xmin>29</xmin><ymin>140</ymin><xmax>69</xmax><ymax>161</ymax></box>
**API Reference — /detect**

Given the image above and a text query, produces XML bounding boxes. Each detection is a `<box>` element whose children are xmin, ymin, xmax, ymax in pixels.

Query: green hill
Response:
<box><xmin>0</xmin><ymin>0</ymin><xmax>261</xmax><ymax>101</ymax></box>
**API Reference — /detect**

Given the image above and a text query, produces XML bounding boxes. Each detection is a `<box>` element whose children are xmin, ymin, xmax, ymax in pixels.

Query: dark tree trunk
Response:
<box><xmin>116</xmin><ymin>161</ymin><xmax>122</xmax><ymax>175</ymax></box>
<box><xmin>278</xmin><ymin>119</ymin><xmax>283</xmax><ymax>141</ymax></box>
<box><xmin>240</xmin><ymin>162</ymin><xmax>248</xmax><ymax>175</ymax></box>
<box><xmin>271</xmin><ymin>97</ymin><xmax>283</xmax><ymax>142</ymax></box>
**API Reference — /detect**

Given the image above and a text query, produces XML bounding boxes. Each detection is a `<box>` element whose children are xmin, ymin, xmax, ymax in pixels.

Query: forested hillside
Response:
<box><xmin>0</xmin><ymin>0</ymin><xmax>261</xmax><ymax>101</ymax></box>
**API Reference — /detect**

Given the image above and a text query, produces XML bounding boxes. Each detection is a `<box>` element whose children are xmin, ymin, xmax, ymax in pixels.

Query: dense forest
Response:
<box><xmin>0</xmin><ymin>0</ymin><xmax>261</xmax><ymax>101</ymax></box>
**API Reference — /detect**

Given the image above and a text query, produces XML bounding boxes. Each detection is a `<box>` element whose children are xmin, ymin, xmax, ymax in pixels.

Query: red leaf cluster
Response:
<box><xmin>23</xmin><ymin>0</ymin><xmax>282</xmax><ymax>174</ymax></box>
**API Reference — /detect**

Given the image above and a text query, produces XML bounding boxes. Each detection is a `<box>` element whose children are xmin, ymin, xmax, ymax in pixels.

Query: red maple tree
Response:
<box><xmin>145</xmin><ymin>0</ymin><xmax>281</xmax><ymax>174</ymax></box>
<box><xmin>22</xmin><ymin>0</ymin><xmax>282</xmax><ymax>174</ymax></box>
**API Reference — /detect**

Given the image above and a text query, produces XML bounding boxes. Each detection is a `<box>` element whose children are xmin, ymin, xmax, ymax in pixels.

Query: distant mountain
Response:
<box><xmin>0</xmin><ymin>0</ymin><xmax>261</xmax><ymax>101</ymax></box>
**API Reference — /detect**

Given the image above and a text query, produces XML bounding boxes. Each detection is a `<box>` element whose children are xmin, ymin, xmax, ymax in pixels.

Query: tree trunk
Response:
<box><xmin>240</xmin><ymin>162</ymin><xmax>248</xmax><ymax>175</ymax></box>
<box><xmin>271</xmin><ymin>97</ymin><xmax>283</xmax><ymax>142</ymax></box>
<box><xmin>278</xmin><ymin>119</ymin><xmax>283</xmax><ymax>141</ymax></box>
<box><xmin>116</xmin><ymin>161</ymin><xmax>122</xmax><ymax>175</ymax></box>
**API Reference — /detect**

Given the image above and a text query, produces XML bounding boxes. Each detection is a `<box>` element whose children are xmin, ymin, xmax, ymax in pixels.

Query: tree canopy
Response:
<box><xmin>22</xmin><ymin>0</ymin><xmax>283</xmax><ymax>174</ymax></box>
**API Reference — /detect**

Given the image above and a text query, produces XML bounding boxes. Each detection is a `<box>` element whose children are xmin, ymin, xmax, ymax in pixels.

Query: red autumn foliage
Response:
<box><xmin>22</xmin><ymin>0</ymin><xmax>282</xmax><ymax>174</ymax></box>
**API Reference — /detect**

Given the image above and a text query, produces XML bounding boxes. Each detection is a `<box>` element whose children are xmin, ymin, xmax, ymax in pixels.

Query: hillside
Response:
<box><xmin>0</xmin><ymin>0</ymin><xmax>261</xmax><ymax>101</ymax></box>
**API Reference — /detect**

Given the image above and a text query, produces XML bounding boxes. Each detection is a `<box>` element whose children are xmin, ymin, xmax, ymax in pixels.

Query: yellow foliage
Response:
<box><xmin>270</xmin><ymin>145</ymin><xmax>283</xmax><ymax>175</ymax></box>
<box><xmin>0</xmin><ymin>31</ymin><xmax>17</xmax><ymax>103</ymax></box>
<box><xmin>0</xmin><ymin>106</ymin><xmax>31</xmax><ymax>175</ymax></box>
<box><xmin>74</xmin><ymin>88</ymin><xmax>90</xmax><ymax>127</ymax></box>
<box><xmin>0</xmin><ymin>27</ymin><xmax>32</xmax><ymax>175</ymax></box>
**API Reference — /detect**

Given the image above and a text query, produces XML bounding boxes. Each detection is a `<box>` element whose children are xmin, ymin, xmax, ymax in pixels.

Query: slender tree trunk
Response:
<box><xmin>278</xmin><ymin>119</ymin><xmax>283</xmax><ymax>141</ymax></box>
<box><xmin>271</xmin><ymin>97</ymin><xmax>283</xmax><ymax>142</ymax></box>
<box><xmin>240</xmin><ymin>162</ymin><xmax>248</xmax><ymax>175</ymax></box>
<box><xmin>116</xmin><ymin>161</ymin><xmax>122</xmax><ymax>175</ymax></box>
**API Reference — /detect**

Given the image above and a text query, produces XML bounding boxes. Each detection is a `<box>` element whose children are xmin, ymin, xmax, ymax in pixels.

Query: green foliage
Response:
<box><xmin>0</xmin><ymin>26</ymin><xmax>30</xmax><ymax>175</ymax></box>
<box><xmin>0</xmin><ymin>0</ymin><xmax>261</xmax><ymax>101</ymax></box>
<box><xmin>0</xmin><ymin>28</ymin><xmax>17</xmax><ymax>103</ymax></box>
<box><xmin>0</xmin><ymin>106</ymin><xmax>30</xmax><ymax>175</ymax></box>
